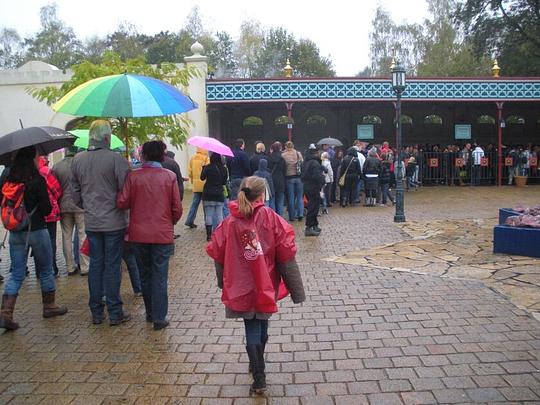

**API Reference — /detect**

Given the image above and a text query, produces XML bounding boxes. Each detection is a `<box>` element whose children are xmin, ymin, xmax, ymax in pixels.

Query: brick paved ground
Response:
<box><xmin>0</xmin><ymin>186</ymin><xmax>539</xmax><ymax>404</ymax></box>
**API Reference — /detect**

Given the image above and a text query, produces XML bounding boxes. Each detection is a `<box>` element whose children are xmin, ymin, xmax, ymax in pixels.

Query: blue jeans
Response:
<box><xmin>4</xmin><ymin>229</ymin><xmax>56</xmax><ymax>295</ymax></box>
<box><xmin>123</xmin><ymin>243</ymin><xmax>141</xmax><ymax>294</ymax></box>
<box><xmin>380</xmin><ymin>183</ymin><xmax>394</xmax><ymax>204</ymax></box>
<box><xmin>185</xmin><ymin>192</ymin><xmax>202</xmax><ymax>225</ymax></box>
<box><xmin>86</xmin><ymin>229</ymin><xmax>125</xmax><ymax>321</ymax></box>
<box><xmin>203</xmin><ymin>201</ymin><xmax>224</xmax><ymax>230</ymax></box>
<box><xmin>273</xmin><ymin>191</ymin><xmax>285</xmax><ymax>217</ymax></box>
<box><xmin>132</xmin><ymin>243</ymin><xmax>174</xmax><ymax>323</ymax></box>
<box><xmin>286</xmin><ymin>177</ymin><xmax>304</xmax><ymax>220</ymax></box>
<box><xmin>244</xmin><ymin>318</ymin><xmax>269</xmax><ymax>345</ymax></box>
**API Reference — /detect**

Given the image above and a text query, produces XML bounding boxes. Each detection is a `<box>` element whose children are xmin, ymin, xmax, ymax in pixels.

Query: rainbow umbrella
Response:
<box><xmin>70</xmin><ymin>129</ymin><xmax>125</xmax><ymax>150</ymax></box>
<box><xmin>52</xmin><ymin>73</ymin><xmax>198</xmax><ymax>155</ymax></box>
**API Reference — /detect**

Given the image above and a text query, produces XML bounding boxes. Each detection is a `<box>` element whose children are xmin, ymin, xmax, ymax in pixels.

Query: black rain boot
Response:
<box><xmin>249</xmin><ymin>335</ymin><xmax>268</xmax><ymax>373</ymax></box>
<box><xmin>205</xmin><ymin>225</ymin><xmax>212</xmax><ymax>242</ymax></box>
<box><xmin>246</xmin><ymin>344</ymin><xmax>266</xmax><ymax>395</ymax></box>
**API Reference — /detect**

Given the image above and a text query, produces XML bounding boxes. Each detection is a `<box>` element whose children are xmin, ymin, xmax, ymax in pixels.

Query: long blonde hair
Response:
<box><xmin>237</xmin><ymin>176</ymin><xmax>266</xmax><ymax>218</ymax></box>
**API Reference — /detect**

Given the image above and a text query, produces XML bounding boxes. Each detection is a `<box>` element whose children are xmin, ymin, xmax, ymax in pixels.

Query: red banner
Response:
<box><xmin>505</xmin><ymin>157</ymin><xmax>514</xmax><ymax>167</ymax></box>
<box><xmin>480</xmin><ymin>157</ymin><xmax>489</xmax><ymax>167</ymax></box>
<box><xmin>429</xmin><ymin>158</ymin><xmax>439</xmax><ymax>168</ymax></box>
<box><xmin>455</xmin><ymin>157</ymin><xmax>464</xmax><ymax>167</ymax></box>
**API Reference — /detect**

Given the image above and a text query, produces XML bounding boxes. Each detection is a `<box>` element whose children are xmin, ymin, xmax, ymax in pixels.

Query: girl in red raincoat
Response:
<box><xmin>206</xmin><ymin>176</ymin><xmax>305</xmax><ymax>395</ymax></box>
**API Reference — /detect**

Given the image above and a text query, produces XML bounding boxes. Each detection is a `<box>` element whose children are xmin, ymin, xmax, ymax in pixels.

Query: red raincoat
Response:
<box><xmin>206</xmin><ymin>200</ymin><xmax>296</xmax><ymax>314</ymax></box>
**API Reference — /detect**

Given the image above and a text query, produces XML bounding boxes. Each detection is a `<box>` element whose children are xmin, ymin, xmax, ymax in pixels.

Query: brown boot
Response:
<box><xmin>42</xmin><ymin>290</ymin><xmax>68</xmax><ymax>318</ymax></box>
<box><xmin>0</xmin><ymin>294</ymin><xmax>20</xmax><ymax>331</ymax></box>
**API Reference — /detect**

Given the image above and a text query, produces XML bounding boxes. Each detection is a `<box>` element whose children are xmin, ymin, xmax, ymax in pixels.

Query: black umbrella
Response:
<box><xmin>0</xmin><ymin>126</ymin><xmax>75</xmax><ymax>165</ymax></box>
<box><xmin>316</xmin><ymin>137</ymin><xmax>343</xmax><ymax>147</ymax></box>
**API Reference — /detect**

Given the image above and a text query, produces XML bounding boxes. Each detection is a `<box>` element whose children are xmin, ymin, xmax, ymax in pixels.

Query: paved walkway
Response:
<box><xmin>1</xmin><ymin>187</ymin><xmax>540</xmax><ymax>404</ymax></box>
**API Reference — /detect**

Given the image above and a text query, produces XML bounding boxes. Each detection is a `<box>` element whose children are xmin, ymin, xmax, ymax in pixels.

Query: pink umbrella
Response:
<box><xmin>187</xmin><ymin>136</ymin><xmax>234</xmax><ymax>157</ymax></box>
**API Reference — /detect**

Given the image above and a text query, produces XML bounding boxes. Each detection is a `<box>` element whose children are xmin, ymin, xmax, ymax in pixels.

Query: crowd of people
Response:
<box><xmin>184</xmin><ymin>138</ymin><xmax>405</xmax><ymax>239</ymax></box>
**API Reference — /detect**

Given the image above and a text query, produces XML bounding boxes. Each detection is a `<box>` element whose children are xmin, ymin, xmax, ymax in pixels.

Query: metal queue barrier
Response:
<box><xmin>412</xmin><ymin>151</ymin><xmax>539</xmax><ymax>186</ymax></box>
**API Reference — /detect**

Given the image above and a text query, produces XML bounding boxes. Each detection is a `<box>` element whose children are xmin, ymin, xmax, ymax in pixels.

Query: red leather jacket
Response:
<box><xmin>117</xmin><ymin>163</ymin><xmax>182</xmax><ymax>244</ymax></box>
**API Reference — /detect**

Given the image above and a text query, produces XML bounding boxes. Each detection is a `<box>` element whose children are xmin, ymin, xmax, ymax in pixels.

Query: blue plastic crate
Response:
<box><xmin>499</xmin><ymin>208</ymin><xmax>519</xmax><ymax>225</ymax></box>
<box><xmin>493</xmin><ymin>225</ymin><xmax>540</xmax><ymax>258</ymax></box>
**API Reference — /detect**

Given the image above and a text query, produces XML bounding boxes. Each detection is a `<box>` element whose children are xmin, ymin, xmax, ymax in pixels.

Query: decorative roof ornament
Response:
<box><xmin>492</xmin><ymin>59</ymin><xmax>501</xmax><ymax>78</ymax></box>
<box><xmin>390</xmin><ymin>56</ymin><xmax>396</xmax><ymax>70</ymax></box>
<box><xmin>284</xmin><ymin>58</ymin><xmax>293</xmax><ymax>78</ymax></box>
<box><xmin>191</xmin><ymin>41</ymin><xmax>204</xmax><ymax>56</ymax></box>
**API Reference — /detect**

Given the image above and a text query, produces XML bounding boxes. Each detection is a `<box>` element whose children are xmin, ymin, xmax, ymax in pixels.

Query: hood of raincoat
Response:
<box><xmin>207</xmin><ymin>200</ymin><xmax>296</xmax><ymax>314</ymax></box>
<box><xmin>258</xmin><ymin>158</ymin><xmax>269</xmax><ymax>172</ymax></box>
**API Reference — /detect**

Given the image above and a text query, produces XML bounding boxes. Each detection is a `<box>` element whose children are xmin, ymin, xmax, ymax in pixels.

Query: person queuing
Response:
<box><xmin>117</xmin><ymin>141</ymin><xmax>182</xmax><ymax>331</ymax></box>
<box><xmin>267</xmin><ymin>142</ymin><xmax>287</xmax><ymax>217</ymax></box>
<box><xmin>185</xmin><ymin>148</ymin><xmax>209</xmax><ymax>229</ymax></box>
<box><xmin>226</xmin><ymin>138</ymin><xmax>250</xmax><ymax>200</ymax></box>
<box><xmin>201</xmin><ymin>152</ymin><xmax>228</xmax><ymax>241</ymax></box>
<box><xmin>253</xmin><ymin>159</ymin><xmax>274</xmax><ymax>209</ymax></box>
<box><xmin>38</xmin><ymin>155</ymin><xmax>62</xmax><ymax>277</ymax></box>
<box><xmin>282</xmin><ymin>141</ymin><xmax>304</xmax><ymax>222</ymax></box>
<box><xmin>320</xmin><ymin>151</ymin><xmax>334</xmax><ymax>214</ymax></box>
<box><xmin>340</xmin><ymin>148</ymin><xmax>362</xmax><ymax>207</ymax></box>
<box><xmin>301</xmin><ymin>144</ymin><xmax>326</xmax><ymax>237</ymax></box>
<box><xmin>0</xmin><ymin>146</ymin><xmax>68</xmax><ymax>331</ymax></box>
<box><xmin>250</xmin><ymin>143</ymin><xmax>267</xmax><ymax>175</ymax></box>
<box><xmin>52</xmin><ymin>146</ymin><xmax>89</xmax><ymax>276</ymax></box>
<box><xmin>363</xmin><ymin>148</ymin><xmax>381</xmax><ymax>207</ymax></box>
<box><xmin>206</xmin><ymin>176</ymin><xmax>305</xmax><ymax>395</ymax></box>
<box><xmin>72</xmin><ymin>120</ymin><xmax>131</xmax><ymax>326</ymax></box>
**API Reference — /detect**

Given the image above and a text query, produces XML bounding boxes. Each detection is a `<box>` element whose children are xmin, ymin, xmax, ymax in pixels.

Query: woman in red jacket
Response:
<box><xmin>117</xmin><ymin>141</ymin><xmax>182</xmax><ymax>331</ymax></box>
<box><xmin>206</xmin><ymin>176</ymin><xmax>305</xmax><ymax>395</ymax></box>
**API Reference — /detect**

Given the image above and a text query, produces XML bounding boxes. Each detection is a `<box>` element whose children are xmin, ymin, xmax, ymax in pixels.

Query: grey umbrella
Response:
<box><xmin>0</xmin><ymin>126</ymin><xmax>75</xmax><ymax>165</ymax></box>
<box><xmin>316</xmin><ymin>137</ymin><xmax>343</xmax><ymax>147</ymax></box>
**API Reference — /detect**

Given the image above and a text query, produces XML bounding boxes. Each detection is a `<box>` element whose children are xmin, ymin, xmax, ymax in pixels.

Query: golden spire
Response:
<box><xmin>390</xmin><ymin>56</ymin><xmax>396</xmax><ymax>70</ymax></box>
<box><xmin>284</xmin><ymin>58</ymin><xmax>293</xmax><ymax>78</ymax></box>
<box><xmin>492</xmin><ymin>59</ymin><xmax>500</xmax><ymax>78</ymax></box>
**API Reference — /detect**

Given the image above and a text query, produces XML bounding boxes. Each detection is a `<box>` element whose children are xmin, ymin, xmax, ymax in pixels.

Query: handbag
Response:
<box><xmin>295</xmin><ymin>152</ymin><xmax>302</xmax><ymax>176</ymax></box>
<box><xmin>338</xmin><ymin>157</ymin><xmax>355</xmax><ymax>187</ymax></box>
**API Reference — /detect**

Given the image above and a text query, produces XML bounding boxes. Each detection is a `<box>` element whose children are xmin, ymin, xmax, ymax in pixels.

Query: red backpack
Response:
<box><xmin>1</xmin><ymin>182</ymin><xmax>36</xmax><ymax>231</ymax></box>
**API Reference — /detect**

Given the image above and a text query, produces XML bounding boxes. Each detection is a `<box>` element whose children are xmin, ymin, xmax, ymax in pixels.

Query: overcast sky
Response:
<box><xmin>1</xmin><ymin>0</ymin><xmax>429</xmax><ymax>76</ymax></box>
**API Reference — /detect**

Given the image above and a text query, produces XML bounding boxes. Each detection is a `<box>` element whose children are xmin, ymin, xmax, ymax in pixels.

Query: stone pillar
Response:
<box><xmin>166</xmin><ymin>42</ymin><xmax>208</xmax><ymax>190</ymax></box>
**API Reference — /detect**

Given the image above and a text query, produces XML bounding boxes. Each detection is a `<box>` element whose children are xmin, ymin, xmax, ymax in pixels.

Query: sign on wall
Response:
<box><xmin>357</xmin><ymin>124</ymin><xmax>374</xmax><ymax>140</ymax></box>
<box><xmin>455</xmin><ymin>124</ymin><xmax>471</xmax><ymax>140</ymax></box>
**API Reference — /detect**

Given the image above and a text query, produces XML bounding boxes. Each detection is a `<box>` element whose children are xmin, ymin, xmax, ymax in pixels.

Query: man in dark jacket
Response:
<box><xmin>226</xmin><ymin>138</ymin><xmax>250</xmax><ymax>200</ymax></box>
<box><xmin>162</xmin><ymin>150</ymin><xmax>184</xmax><ymax>201</ymax></box>
<box><xmin>301</xmin><ymin>145</ymin><xmax>325</xmax><ymax>237</ymax></box>
<box><xmin>267</xmin><ymin>142</ymin><xmax>287</xmax><ymax>216</ymax></box>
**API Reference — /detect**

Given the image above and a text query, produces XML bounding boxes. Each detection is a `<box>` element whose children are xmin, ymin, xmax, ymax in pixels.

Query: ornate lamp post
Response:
<box><xmin>391</xmin><ymin>61</ymin><xmax>406</xmax><ymax>223</ymax></box>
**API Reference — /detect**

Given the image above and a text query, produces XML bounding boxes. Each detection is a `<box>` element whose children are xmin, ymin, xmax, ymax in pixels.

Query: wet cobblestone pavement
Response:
<box><xmin>0</xmin><ymin>186</ymin><xmax>539</xmax><ymax>404</ymax></box>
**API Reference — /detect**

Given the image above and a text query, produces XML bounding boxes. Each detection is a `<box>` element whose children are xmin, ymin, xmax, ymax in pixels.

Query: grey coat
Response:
<box><xmin>52</xmin><ymin>157</ymin><xmax>83</xmax><ymax>213</ymax></box>
<box><xmin>215</xmin><ymin>259</ymin><xmax>306</xmax><ymax>320</ymax></box>
<box><xmin>71</xmin><ymin>148</ymin><xmax>129</xmax><ymax>232</ymax></box>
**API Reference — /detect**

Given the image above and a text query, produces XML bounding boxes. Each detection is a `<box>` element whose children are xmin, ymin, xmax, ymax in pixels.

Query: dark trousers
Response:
<box><xmin>132</xmin><ymin>243</ymin><xmax>174</xmax><ymax>323</ymax></box>
<box><xmin>229</xmin><ymin>177</ymin><xmax>243</xmax><ymax>201</ymax></box>
<box><xmin>305</xmin><ymin>187</ymin><xmax>320</xmax><ymax>228</ymax></box>
<box><xmin>123</xmin><ymin>242</ymin><xmax>141</xmax><ymax>294</ymax></box>
<box><xmin>244</xmin><ymin>318</ymin><xmax>269</xmax><ymax>345</ymax></box>
<box><xmin>46</xmin><ymin>221</ymin><xmax>58</xmax><ymax>275</ymax></box>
